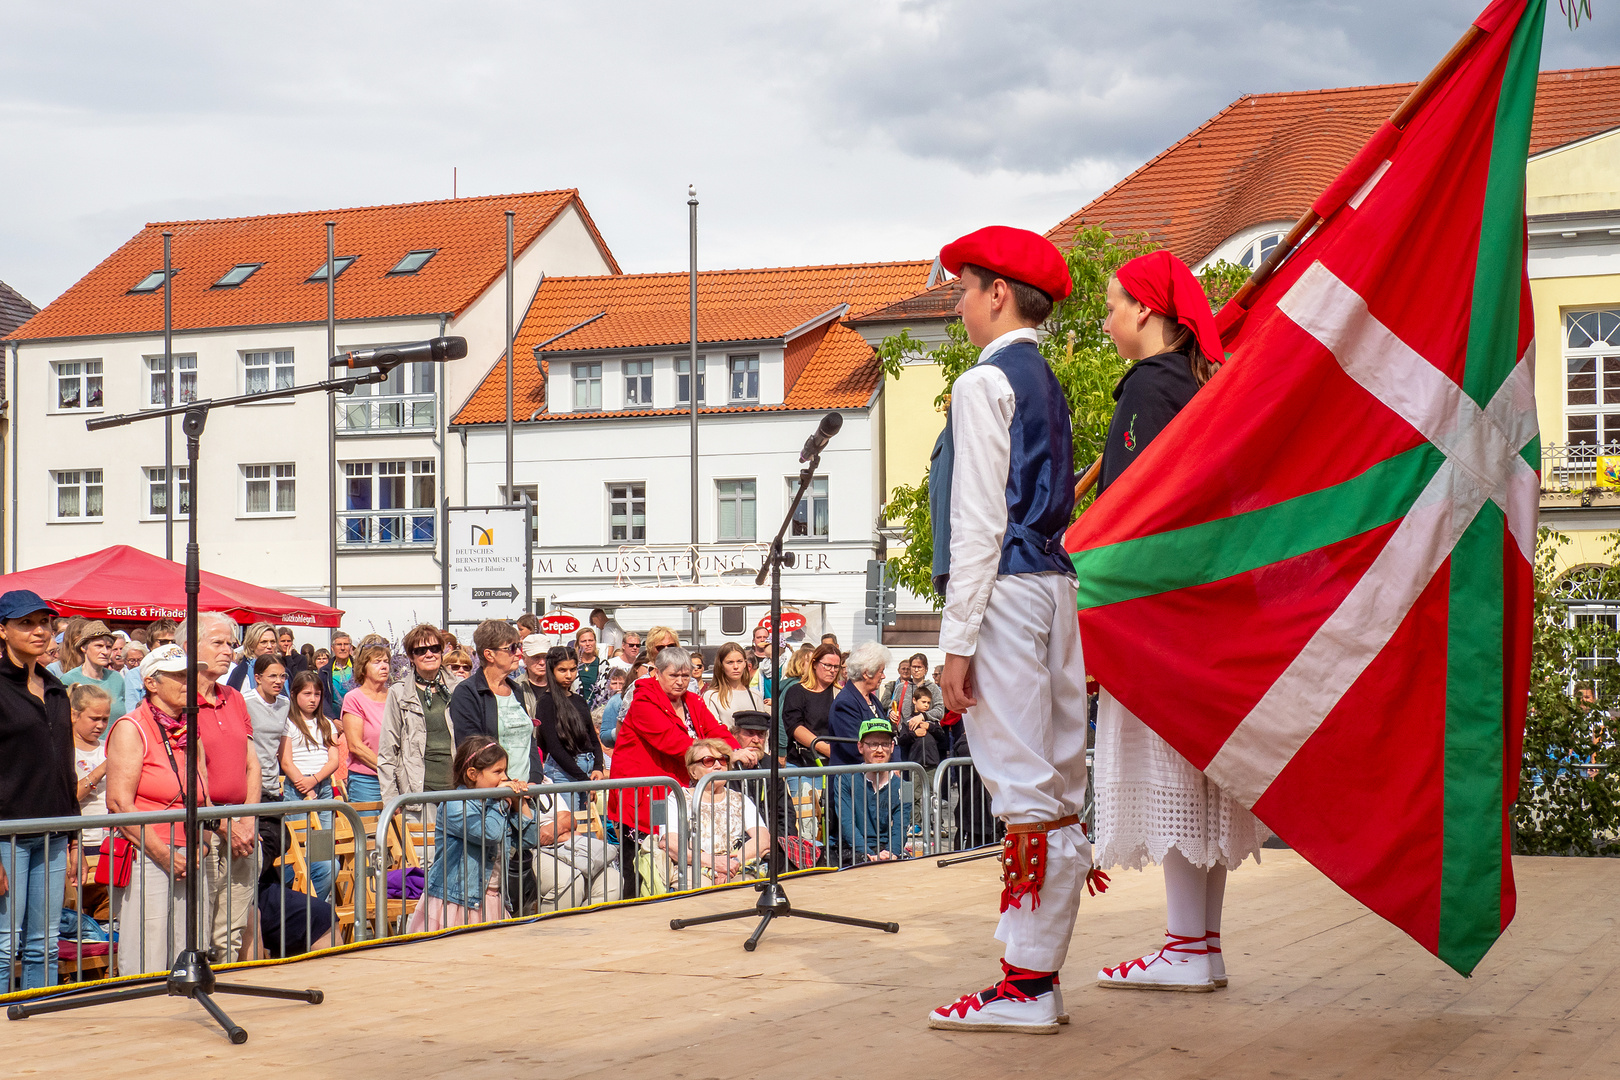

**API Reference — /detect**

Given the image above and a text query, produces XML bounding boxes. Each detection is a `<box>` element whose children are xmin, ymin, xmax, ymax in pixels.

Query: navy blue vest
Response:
<box><xmin>930</xmin><ymin>340</ymin><xmax>1076</xmax><ymax>593</ymax></box>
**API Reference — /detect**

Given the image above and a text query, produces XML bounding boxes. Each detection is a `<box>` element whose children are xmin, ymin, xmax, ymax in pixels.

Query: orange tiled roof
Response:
<box><xmin>1046</xmin><ymin>65</ymin><xmax>1620</xmax><ymax>267</ymax></box>
<box><xmin>8</xmin><ymin>191</ymin><xmax>619</xmax><ymax>342</ymax></box>
<box><xmin>452</xmin><ymin>261</ymin><xmax>931</xmax><ymax>425</ymax></box>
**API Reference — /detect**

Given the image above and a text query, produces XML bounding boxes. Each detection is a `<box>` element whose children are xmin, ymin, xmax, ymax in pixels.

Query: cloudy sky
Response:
<box><xmin>3</xmin><ymin>1</ymin><xmax>1614</xmax><ymax>306</ymax></box>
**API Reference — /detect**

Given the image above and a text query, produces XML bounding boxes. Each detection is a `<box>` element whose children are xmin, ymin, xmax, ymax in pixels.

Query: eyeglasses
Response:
<box><xmin>815</xmin><ymin>660</ymin><xmax>840</xmax><ymax>671</ymax></box>
<box><xmin>448</xmin><ymin>663</ymin><xmax>472</xmax><ymax>673</ymax></box>
<box><xmin>495</xmin><ymin>643</ymin><xmax>523</xmax><ymax>656</ymax></box>
<box><xmin>410</xmin><ymin>643</ymin><xmax>444</xmax><ymax>657</ymax></box>
<box><xmin>695</xmin><ymin>756</ymin><xmax>728</xmax><ymax>768</ymax></box>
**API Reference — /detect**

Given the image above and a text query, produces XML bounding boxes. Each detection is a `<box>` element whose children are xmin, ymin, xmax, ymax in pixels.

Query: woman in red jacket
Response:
<box><xmin>608</xmin><ymin>646</ymin><xmax>757</xmax><ymax>895</ymax></box>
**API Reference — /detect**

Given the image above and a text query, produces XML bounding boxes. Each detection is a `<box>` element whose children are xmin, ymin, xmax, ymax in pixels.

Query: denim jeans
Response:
<box><xmin>542</xmin><ymin>755</ymin><xmax>597</xmax><ymax>810</ymax></box>
<box><xmin>0</xmin><ymin>833</ymin><xmax>70</xmax><ymax>990</ymax></box>
<box><xmin>346</xmin><ymin>771</ymin><xmax>382</xmax><ymax>821</ymax></box>
<box><xmin>284</xmin><ymin>781</ymin><xmax>335</xmax><ymax>902</ymax></box>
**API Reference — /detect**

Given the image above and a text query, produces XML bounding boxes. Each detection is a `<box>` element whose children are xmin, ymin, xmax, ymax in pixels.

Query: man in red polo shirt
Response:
<box><xmin>185</xmin><ymin>611</ymin><xmax>263</xmax><ymax>963</ymax></box>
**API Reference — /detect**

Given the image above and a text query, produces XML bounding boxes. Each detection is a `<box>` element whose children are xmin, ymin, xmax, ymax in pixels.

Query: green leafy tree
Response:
<box><xmin>879</xmin><ymin>226</ymin><xmax>1248</xmax><ymax>607</ymax></box>
<box><xmin>1516</xmin><ymin>528</ymin><xmax>1620</xmax><ymax>855</ymax></box>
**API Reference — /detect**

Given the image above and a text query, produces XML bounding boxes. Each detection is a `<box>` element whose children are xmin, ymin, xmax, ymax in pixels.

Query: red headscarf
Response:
<box><xmin>1114</xmin><ymin>251</ymin><xmax>1224</xmax><ymax>365</ymax></box>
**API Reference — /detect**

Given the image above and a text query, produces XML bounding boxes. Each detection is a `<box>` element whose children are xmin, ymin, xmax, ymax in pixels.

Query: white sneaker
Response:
<box><xmin>929</xmin><ymin>968</ymin><xmax>1060</xmax><ymax>1033</ymax></box>
<box><xmin>1097</xmin><ymin>933</ymin><xmax>1215</xmax><ymax>992</ymax></box>
<box><xmin>1206</xmin><ymin>932</ymin><xmax>1227</xmax><ymax>988</ymax></box>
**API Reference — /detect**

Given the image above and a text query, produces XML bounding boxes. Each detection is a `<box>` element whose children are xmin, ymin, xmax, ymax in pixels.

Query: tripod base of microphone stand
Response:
<box><xmin>6</xmin><ymin>948</ymin><xmax>323</xmax><ymax>1044</ymax></box>
<box><xmin>669</xmin><ymin>879</ymin><xmax>900</xmax><ymax>951</ymax></box>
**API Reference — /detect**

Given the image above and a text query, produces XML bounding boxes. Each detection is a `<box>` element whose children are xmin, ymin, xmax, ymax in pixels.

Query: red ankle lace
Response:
<box><xmin>1101</xmin><ymin>932</ymin><xmax>1206</xmax><ymax>978</ymax></box>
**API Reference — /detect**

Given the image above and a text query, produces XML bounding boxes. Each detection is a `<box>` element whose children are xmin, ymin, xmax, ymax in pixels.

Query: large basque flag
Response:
<box><xmin>1066</xmin><ymin>0</ymin><xmax>1544</xmax><ymax>976</ymax></box>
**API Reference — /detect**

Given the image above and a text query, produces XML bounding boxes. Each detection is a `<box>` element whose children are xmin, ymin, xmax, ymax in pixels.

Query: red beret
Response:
<box><xmin>940</xmin><ymin>226</ymin><xmax>1072</xmax><ymax>302</ymax></box>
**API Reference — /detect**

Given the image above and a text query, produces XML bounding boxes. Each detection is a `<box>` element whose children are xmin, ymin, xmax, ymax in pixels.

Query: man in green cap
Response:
<box><xmin>833</xmin><ymin>717</ymin><xmax>910</xmax><ymax>866</ymax></box>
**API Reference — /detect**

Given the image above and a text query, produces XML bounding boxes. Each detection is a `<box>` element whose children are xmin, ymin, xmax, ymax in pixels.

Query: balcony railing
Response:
<box><xmin>337</xmin><ymin>394</ymin><xmax>436</xmax><ymax>433</ymax></box>
<box><xmin>339</xmin><ymin>509</ymin><xmax>436</xmax><ymax>548</ymax></box>
<box><xmin>1542</xmin><ymin>442</ymin><xmax>1620</xmax><ymax>493</ymax></box>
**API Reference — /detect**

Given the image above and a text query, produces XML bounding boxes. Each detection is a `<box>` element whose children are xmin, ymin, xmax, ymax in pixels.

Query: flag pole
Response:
<box><xmin>1225</xmin><ymin>23</ymin><xmax>1488</xmax><ymax>311</ymax></box>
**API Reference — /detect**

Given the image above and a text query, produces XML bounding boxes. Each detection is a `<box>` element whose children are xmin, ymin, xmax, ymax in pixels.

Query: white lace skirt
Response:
<box><xmin>1093</xmin><ymin>690</ymin><xmax>1270</xmax><ymax>871</ymax></box>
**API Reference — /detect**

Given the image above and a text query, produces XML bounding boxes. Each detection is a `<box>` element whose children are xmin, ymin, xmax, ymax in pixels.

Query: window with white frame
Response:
<box><xmin>608</xmin><ymin>483</ymin><xmax>645</xmax><ymax>542</ymax></box>
<box><xmin>53</xmin><ymin>470</ymin><xmax>104</xmax><ymax>521</ymax></box>
<box><xmin>788</xmin><ymin>475</ymin><xmax>829</xmax><ymax>538</ymax></box>
<box><xmin>341</xmin><ymin>360</ymin><xmax>436</xmax><ymax>431</ymax></box>
<box><xmin>52</xmin><ymin>360</ymin><xmax>103</xmax><ymax>410</ymax></box>
<box><xmin>717</xmin><ymin>479</ymin><xmax>757</xmax><ymax>541</ymax></box>
<box><xmin>677</xmin><ymin>356</ymin><xmax>706</xmax><ymax>405</ymax></box>
<box><xmin>243</xmin><ymin>349</ymin><xmax>295</xmax><ymax>397</ymax></box>
<box><xmin>728</xmin><ymin>354</ymin><xmax>759</xmax><ymax>402</ymax></box>
<box><xmin>502</xmin><ymin>484</ymin><xmax>539</xmax><ymax>545</ymax></box>
<box><xmin>145</xmin><ymin>355</ymin><xmax>198</xmax><ymax>406</ymax></box>
<box><xmin>1237</xmin><ymin>232</ymin><xmax>1285</xmax><ymax>270</ymax></box>
<box><xmin>1565</xmin><ymin>309</ymin><xmax>1620</xmax><ymax>448</ymax></box>
<box><xmin>572</xmin><ymin>362</ymin><xmax>602</xmax><ymax>410</ymax></box>
<box><xmin>243</xmin><ymin>463</ymin><xmax>296</xmax><ymax>515</ymax></box>
<box><xmin>144</xmin><ymin>466</ymin><xmax>191</xmax><ymax>518</ymax></box>
<box><xmin>624</xmin><ymin>359</ymin><xmax>653</xmax><ymax>408</ymax></box>
<box><xmin>341</xmin><ymin>459</ymin><xmax>435</xmax><ymax>544</ymax></box>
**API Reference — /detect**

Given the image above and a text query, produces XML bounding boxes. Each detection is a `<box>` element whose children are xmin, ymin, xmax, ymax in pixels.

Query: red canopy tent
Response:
<box><xmin>0</xmin><ymin>545</ymin><xmax>344</xmax><ymax>627</ymax></box>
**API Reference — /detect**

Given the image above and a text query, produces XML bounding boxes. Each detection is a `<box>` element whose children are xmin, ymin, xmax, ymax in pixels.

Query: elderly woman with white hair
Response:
<box><xmin>827</xmin><ymin>641</ymin><xmax>892</xmax><ymax>767</ymax></box>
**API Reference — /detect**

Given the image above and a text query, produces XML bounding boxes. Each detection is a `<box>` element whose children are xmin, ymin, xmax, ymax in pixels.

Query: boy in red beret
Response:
<box><xmin>926</xmin><ymin>226</ymin><xmax>1093</xmax><ymax>1035</ymax></box>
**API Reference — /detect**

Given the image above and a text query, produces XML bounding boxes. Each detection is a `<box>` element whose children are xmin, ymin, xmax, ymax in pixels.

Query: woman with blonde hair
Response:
<box><xmin>339</xmin><ymin>642</ymin><xmax>392</xmax><ymax>807</ymax></box>
<box><xmin>651</xmin><ymin>737</ymin><xmax>768</xmax><ymax>889</ymax></box>
<box><xmin>703</xmin><ymin>642</ymin><xmax>765</xmax><ymax>731</ymax></box>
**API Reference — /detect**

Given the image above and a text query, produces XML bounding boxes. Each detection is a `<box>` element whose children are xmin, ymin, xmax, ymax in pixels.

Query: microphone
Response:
<box><xmin>329</xmin><ymin>336</ymin><xmax>468</xmax><ymax>368</ymax></box>
<box><xmin>799</xmin><ymin>411</ymin><xmax>843</xmax><ymax>463</ymax></box>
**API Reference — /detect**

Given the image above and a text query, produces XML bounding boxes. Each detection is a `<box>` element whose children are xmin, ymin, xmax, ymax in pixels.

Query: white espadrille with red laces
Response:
<box><xmin>1206</xmin><ymin>931</ymin><xmax>1227</xmax><ymax>988</ymax></box>
<box><xmin>929</xmin><ymin>960</ymin><xmax>1060</xmax><ymax>1034</ymax></box>
<box><xmin>1096</xmin><ymin>932</ymin><xmax>1215</xmax><ymax>992</ymax></box>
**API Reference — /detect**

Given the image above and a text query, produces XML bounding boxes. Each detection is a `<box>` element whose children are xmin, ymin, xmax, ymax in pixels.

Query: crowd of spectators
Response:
<box><xmin>0</xmin><ymin>595</ymin><xmax>970</xmax><ymax>991</ymax></box>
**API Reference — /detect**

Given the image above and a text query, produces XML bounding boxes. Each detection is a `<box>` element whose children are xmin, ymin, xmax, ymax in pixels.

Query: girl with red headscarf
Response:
<box><xmin>1089</xmin><ymin>251</ymin><xmax>1269</xmax><ymax>994</ymax></box>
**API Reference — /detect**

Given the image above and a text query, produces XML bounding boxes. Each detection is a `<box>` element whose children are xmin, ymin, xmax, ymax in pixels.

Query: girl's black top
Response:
<box><xmin>1097</xmin><ymin>351</ymin><xmax>1200</xmax><ymax>495</ymax></box>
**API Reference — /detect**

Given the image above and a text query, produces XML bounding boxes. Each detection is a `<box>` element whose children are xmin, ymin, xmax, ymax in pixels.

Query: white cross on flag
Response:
<box><xmin>1066</xmin><ymin>0</ymin><xmax>1545</xmax><ymax>976</ymax></box>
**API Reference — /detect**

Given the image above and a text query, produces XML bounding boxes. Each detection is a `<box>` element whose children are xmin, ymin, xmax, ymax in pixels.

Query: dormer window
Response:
<box><xmin>130</xmin><ymin>269</ymin><xmax>176</xmax><ymax>293</ymax></box>
<box><xmin>389</xmin><ymin>250</ymin><xmax>437</xmax><ymax>275</ymax></box>
<box><xmin>214</xmin><ymin>263</ymin><xmax>262</xmax><ymax>288</ymax></box>
<box><xmin>1238</xmin><ymin>233</ymin><xmax>1284</xmax><ymax>270</ymax></box>
<box><xmin>307</xmin><ymin>256</ymin><xmax>356</xmax><ymax>282</ymax></box>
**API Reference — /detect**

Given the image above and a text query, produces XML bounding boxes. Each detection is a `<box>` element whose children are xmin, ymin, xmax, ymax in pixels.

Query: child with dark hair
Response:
<box><xmin>408</xmin><ymin>736</ymin><xmax>540</xmax><ymax>931</ymax></box>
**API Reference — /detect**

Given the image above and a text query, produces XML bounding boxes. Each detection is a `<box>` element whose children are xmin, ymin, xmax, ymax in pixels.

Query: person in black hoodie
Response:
<box><xmin>0</xmin><ymin>590</ymin><xmax>78</xmax><ymax>990</ymax></box>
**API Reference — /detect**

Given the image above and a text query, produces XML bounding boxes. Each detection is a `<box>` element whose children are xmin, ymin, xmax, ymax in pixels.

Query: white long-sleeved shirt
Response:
<box><xmin>938</xmin><ymin>328</ymin><xmax>1039</xmax><ymax>656</ymax></box>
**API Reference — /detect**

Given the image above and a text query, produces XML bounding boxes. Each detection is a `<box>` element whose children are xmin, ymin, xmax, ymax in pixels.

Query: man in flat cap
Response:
<box><xmin>926</xmin><ymin>226</ymin><xmax>1092</xmax><ymax>1035</ymax></box>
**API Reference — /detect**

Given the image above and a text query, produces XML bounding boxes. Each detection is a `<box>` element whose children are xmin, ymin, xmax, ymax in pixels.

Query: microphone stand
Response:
<box><xmin>8</xmin><ymin>364</ymin><xmax>408</xmax><ymax>1041</ymax></box>
<box><xmin>669</xmin><ymin>431</ymin><xmax>899</xmax><ymax>950</ymax></box>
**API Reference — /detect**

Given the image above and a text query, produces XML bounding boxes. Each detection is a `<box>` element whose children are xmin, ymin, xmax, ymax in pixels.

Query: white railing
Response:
<box><xmin>337</xmin><ymin>394</ymin><xmax>436</xmax><ymax>434</ymax></box>
<box><xmin>338</xmin><ymin>509</ymin><xmax>436</xmax><ymax>548</ymax></box>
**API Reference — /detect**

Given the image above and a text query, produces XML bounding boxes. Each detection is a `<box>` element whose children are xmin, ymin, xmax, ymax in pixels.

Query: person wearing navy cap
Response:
<box><xmin>0</xmin><ymin>589</ymin><xmax>79</xmax><ymax>990</ymax></box>
<box><xmin>925</xmin><ymin>227</ymin><xmax>1092</xmax><ymax>1035</ymax></box>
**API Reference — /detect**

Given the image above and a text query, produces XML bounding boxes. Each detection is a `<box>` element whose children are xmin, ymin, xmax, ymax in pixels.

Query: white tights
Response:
<box><xmin>1162</xmin><ymin>846</ymin><xmax>1226</xmax><ymax>940</ymax></box>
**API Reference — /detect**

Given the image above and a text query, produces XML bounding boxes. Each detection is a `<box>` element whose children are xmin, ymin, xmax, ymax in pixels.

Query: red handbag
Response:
<box><xmin>93</xmin><ymin>836</ymin><xmax>136</xmax><ymax>887</ymax></box>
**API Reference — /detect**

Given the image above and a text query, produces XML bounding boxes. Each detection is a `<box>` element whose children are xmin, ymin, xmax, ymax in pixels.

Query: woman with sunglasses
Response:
<box><xmin>449</xmin><ymin>620</ymin><xmax>542</xmax><ymax>785</ymax></box>
<box><xmin>444</xmin><ymin>649</ymin><xmax>473</xmax><ymax>678</ymax></box>
<box><xmin>379</xmin><ymin>624</ymin><xmax>464</xmax><ymax>821</ymax></box>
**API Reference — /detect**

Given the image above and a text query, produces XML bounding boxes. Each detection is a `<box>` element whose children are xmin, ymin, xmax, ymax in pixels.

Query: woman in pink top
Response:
<box><xmin>340</xmin><ymin>643</ymin><xmax>391</xmax><ymax>809</ymax></box>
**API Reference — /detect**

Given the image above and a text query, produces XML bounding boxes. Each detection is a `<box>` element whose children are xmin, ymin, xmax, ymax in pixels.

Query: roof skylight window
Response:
<box><xmin>130</xmin><ymin>269</ymin><xmax>176</xmax><ymax>293</ymax></box>
<box><xmin>389</xmin><ymin>249</ymin><xmax>438</xmax><ymax>275</ymax></box>
<box><xmin>214</xmin><ymin>263</ymin><xmax>262</xmax><ymax>288</ymax></box>
<box><xmin>307</xmin><ymin>256</ymin><xmax>356</xmax><ymax>282</ymax></box>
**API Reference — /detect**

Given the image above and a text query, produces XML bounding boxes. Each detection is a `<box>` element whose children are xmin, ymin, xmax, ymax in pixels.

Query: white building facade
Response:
<box><xmin>7</xmin><ymin>191</ymin><xmax>618</xmax><ymax>640</ymax></box>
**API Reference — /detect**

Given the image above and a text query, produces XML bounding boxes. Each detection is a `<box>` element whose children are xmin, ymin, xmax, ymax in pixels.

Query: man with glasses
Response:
<box><xmin>379</xmin><ymin>624</ymin><xmax>461</xmax><ymax>822</ymax></box>
<box><xmin>609</xmin><ymin>633</ymin><xmax>643</xmax><ymax>674</ymax></box>
<box><xmin>319</xmin><ymin>631</ymin><xmax>355</xmax><ymax>721</ymax></box>
<box><xmin>146</xmin><ymin>618</ymin><xmax>179</xmax><ymax>649</ymax></box>
<box><xmin>835</xmin><ymin>718</ymin><xmax>910</xmax><ymax>866</ymax></box>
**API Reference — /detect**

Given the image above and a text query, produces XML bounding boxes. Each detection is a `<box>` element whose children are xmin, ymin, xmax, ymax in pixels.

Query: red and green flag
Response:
<box><xmin>1066</xmin><ymin>0</ymin><xmax>1545</xmax><ymax>976</ymax></box>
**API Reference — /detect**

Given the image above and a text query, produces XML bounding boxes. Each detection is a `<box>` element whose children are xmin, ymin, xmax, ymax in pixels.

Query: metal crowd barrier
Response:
<box><xmin>690</xmin><ymin>761</ymin><xmax>931</xmax><ymax>876</ymax></box>
<box><xmin>373</xmin><ymin>778</ymin><xmax>689</xmax><ymax>937</ymax></box>
<box><xmin>931</xmin><ymin>752</ymin><xmax>1096</xmax><ymax>855</ymax></box>
<box><xmin>0</xmin><ymin>799</ymin><xmax>368</xmax><ymax>995</ymax></box>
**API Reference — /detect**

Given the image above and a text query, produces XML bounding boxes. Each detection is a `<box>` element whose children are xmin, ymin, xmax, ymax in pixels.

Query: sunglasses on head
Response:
<box><xmin>410</xmin><ymin>643</ymin><xmax>444</xmax><ymax>657</ymax></box>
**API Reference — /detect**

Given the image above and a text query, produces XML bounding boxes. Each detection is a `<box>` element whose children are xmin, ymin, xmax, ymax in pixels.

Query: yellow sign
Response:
<box><xmin>1598</xmin><ymin>457</ymin><xmax>1620</xmax><ymax>489</ymax></box>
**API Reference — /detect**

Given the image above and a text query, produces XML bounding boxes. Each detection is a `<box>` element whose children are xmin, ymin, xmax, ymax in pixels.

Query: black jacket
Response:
<box><xmin>449</xmin><ymin>671</ymin><xmax>544</xmax><ymax>782</ymax></box>
<box><xmin>897</xmin><ymin>716</ymin><xmax>950</xmax><ymax>769</ymax></box>
<box><xmin>1098</xmin><ymin>351</ymin><xmax>1200</xmax><ymax>495</ymax></box>
<box><xmin>534</xmin><ymin>693</ymin><xmax>603</xmax><ymax>780</ymax></box>
<box><xmin>0</xmin><ymin>652</ymin><xmax>78</xmax><ymax>823</ymax></box>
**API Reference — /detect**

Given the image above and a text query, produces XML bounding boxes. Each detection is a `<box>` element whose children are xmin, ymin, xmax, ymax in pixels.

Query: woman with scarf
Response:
<box><xmin>1090</xmin><ymin>250</ymin><xmax>1269</xmax><ymax>993</ymax></box>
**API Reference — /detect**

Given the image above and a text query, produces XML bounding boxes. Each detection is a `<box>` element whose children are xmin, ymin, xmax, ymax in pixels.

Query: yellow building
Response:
<box><xmin>1528</xmin><ymin>125</ymin><xmax>1620</xmax><ymax>576</ymax></box>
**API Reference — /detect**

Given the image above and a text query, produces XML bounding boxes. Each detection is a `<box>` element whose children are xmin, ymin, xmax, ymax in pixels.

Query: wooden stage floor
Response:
<box><xmin>8</xmin><ymin>850</ymin><xmax>1620</xmax><ymax>1078</ymax></box>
